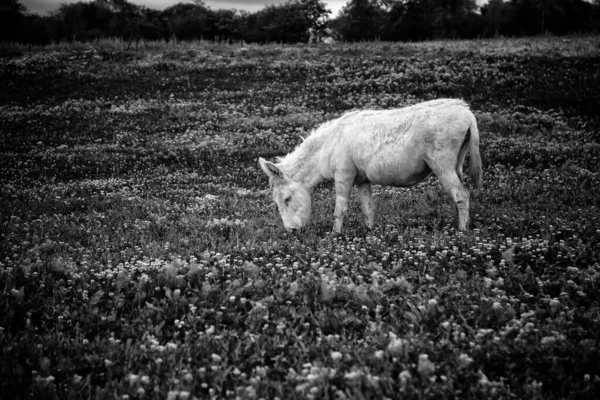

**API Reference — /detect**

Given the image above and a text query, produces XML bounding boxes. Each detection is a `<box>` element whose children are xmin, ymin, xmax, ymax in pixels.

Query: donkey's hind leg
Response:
<box><xmin>435</xmin><ymin>171</ymin><xmax>470</xmax><ymax>231</ymax></box>
<box><xmin>357</xmin><ymin>181</ymin><xmax>374</xmax><ymax>229</ymax></box>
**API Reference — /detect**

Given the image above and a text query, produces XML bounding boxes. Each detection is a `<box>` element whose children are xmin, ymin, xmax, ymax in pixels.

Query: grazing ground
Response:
<box><xmin>1</xmin><ymin>37</ymin><xmax>600</xmax><ymax>399</ymax></box>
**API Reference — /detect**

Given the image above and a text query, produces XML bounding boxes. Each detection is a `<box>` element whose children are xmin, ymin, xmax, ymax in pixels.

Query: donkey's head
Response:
<box><xmin>259</xmin><ymin>157</ymin><xmax>311</xmax><ymax>231</ymax></box>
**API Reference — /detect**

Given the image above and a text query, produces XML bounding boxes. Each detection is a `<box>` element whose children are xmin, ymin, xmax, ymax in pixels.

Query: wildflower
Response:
<box><xmin>11</xmin><ymin>287</ymin><xmax>24</xmax><ymax>302</ymax></box>
<box><xmin>330</xmin><ymin>351</ymin><xmax>343</xmax><ymax>362</ymax></box>
<box><xmin>211</xmin><ymin>353</ymin><xmax>222</xmax><ymax>363</ymax></box>
<box><xmin>427</xmin><ymin>298</ymin><xmax>439</xmax><ymax>316</ymax></box>
<box><xmin>245</xmin><ymin>386</ymin><xmax>256</xmax><ymax>398</ymax></box>
<box><xmin>478</xmin><ymin>370</ymin><xmax>490</xmax><ymax>386</ymax></box>
<box><xmin>398</xmin><ymin>370</ymin><xmax>411</xmax><ymax>388</ymax></box>
<box><xmin>139</xmin><ymin>274</ymin><xmax>150</xmax><ymax>285</ymax></box>
<box><xmin>388</xmin><ymin>337</ymin><xmax>407</xmax><ymax>355</ymax></box>
<box><xmin>166</xmin><ymin>342</ymin><xmax>177</xmax><ymax>351</ymax></box>
<box><xmin>374</xmin><ymin>350</ymin><xmax>384</xmax><ymax>359</ymax></box>
<box><xmin>549</xmin><ymin>298</ymin><xmax>561</xmax><ymax>314</ymax></box>
<box><xmin>166</xmin><ymin>391</ymin><xmax>178</xmax><ymax>400</ymax></box>
<box><xmin>344</xmin><ymin>369</ymin><xmax>362</xmax><ymax>381</ymax></box>
<box><xmin>127</xmin><ymin>373</ymin><xmax>139</xmax><ymax>384</ymax></box>
<box><xmin>417</xmin><ymin>354</ymin><xmax>435</xmax><ymax>378</ymax></box>
<box><xmin>179</xmin><ymin>391</ymin><xmax>190</xmax><ymax>400</ymax></box>
<box><xmin>458</xmin><ymin>353</ymin><xmax>474</xmax><ymax>369</ymax></box>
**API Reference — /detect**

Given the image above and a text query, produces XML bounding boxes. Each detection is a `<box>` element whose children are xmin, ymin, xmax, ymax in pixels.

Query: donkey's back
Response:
<box><xmin>318</xmin><ymin>99</ymin><xmax>481</xmax><ymax>190</ymax></box>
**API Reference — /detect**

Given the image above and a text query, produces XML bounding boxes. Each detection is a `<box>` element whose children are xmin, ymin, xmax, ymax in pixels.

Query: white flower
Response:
<box><xmin>166</xmin><ymin>391</ymin><xmax>178</xmax><ymax>400</ymax></box>
<box><xmin>387</xmin><ymin>338</ymin><xmax>407</xmax><ymax>355</ymax></box>
<box><xmin>458</xmin><ymin>353</ymin><xmax>474</xmax><ymax>369</ymax></box>
<box><xmin>330</xmin><ymin>351</ymin><xmax>343</xmax><ymax>362</ymax></box>
<box><xmin>166</xmin><ymin>342</ymin><xmax>177</xmax><ymax>351</ymax></box>
<box><xmin>417</xmin><ymin>354</ymin><xmax>435</xmax><ymax>378</ymax></box>
<box><xmin>179</xmin><ymin>391</ymin><xmax>190</xmax><ymax>400</ymax></box>
<box><xmin>398</xmin><ymin>370</ymin><xmax>411</xmax><ymax>388</ymax></box>
<box><xmin>344</xmin><ymin>369</ymin><xmax>363</xmax><ymax>380</ymax></box>
<box><xmin>127</xmin><ymin>373</ymin><xmax>139</xmax><ymax>384</ymax></box>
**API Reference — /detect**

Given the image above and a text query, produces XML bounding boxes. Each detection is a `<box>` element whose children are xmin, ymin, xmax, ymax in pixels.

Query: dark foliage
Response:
<box><xmin>1</xmin><ymin>0</ymin><xmax>599</xmax><ymax>46</ymax></box>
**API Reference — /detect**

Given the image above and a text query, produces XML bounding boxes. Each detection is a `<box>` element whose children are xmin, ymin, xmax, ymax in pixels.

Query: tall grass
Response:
<box><xmin>2</xmin><ymin>35</ymin><xmax>599</xmax><ymax>60</ymax></box>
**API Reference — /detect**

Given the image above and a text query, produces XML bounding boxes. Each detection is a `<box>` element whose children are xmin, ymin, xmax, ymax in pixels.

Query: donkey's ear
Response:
<box><xmin>258</xmin><ymin>157</ymin><xmax>285</xmax><ymax>180</ymax></box>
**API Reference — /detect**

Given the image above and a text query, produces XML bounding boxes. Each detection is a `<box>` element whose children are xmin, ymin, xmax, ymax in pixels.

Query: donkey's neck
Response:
<box><xmin>279</xmin><ymin>132</ymin><xmax>326</xmax><ymax>191</ymax></box>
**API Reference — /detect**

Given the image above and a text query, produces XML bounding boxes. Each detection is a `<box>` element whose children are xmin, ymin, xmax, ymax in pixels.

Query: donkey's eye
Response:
<box><xmin>284</xmin><ymin>197</ymin><xmax>291</xmax><ymax>205</ymax></box>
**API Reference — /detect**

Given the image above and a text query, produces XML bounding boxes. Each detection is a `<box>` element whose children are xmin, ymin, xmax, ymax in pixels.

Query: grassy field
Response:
<box><xmin>1</xmin><ymin>37</ymin><xmax>600</xmax><ymax>399</ymax></box>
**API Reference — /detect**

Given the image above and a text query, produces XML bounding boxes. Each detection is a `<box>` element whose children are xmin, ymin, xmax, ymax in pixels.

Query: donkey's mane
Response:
<box><xmin>277</xmin><ymin>119</ymin><xmax>336</xmax><ymax>182</ymax></box>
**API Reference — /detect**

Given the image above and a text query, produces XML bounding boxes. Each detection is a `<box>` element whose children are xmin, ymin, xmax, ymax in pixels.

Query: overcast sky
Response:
<box><xmin>21</xmin><ymin>0</ymin><xmax>348</xmax><ymax>17</ymax></box>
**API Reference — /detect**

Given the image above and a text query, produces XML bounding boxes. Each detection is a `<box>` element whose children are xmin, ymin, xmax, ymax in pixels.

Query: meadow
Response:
<box><xmin>1</xmin><ymin>36</ymin><xmax>600</xmax><ymax>399</ymax></box>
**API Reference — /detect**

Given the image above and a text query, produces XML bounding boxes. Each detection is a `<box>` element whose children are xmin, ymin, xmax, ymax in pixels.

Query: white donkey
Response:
<box><xmin>259</xmin><ymin>99</ymin><xmax>482</xmax><ymax>233</ymax></box>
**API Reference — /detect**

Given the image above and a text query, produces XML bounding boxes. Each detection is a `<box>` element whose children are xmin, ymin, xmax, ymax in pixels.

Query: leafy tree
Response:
<box><xmin>162</xmin><ymin>2</ymin><xmax>213</xmax><ymax>40</ymax></box>
<box><xmin>293</xmin><ymin>0</ymin><xmax>331</xmax><ymax>32</ymax></box>
<box><xmin>592</xmin><ymin>0</ymin><xmax>600</xmax><ymax>32</ymax></box>
<box><xmin>23</xmin><ymin>14</ymin><xmax>57</xmax><ymax>45</ymax></box>
<box><xmin>431</xmin><ymin>0</ymin><xmax>480</xmax><ymax>37</ymax></box>
<box><xmin>55</xmin><ymin>3</ymin><xmax>88</xmax><ymax>42</ymax></box>
<box><xmin>2</xmin><ymin>0</ymin><xmax>600</xmax><ymax>46</ymax></box>
<box><xmin>507</xmin><ymin>0</ymin><xmax>560</xmax><ymax>35</ymax></box>
<box><xmin>481</xmin><ymin>0</ymin><xmax>514</xmax><ymax>36</ymax></box>
<box><xmin>553</xmin><ymin>0</ymin><xmax>596</xmax><ymax>34</ymax></box>
<box><xmin>0</xmin><ymin>0</ymin><xmax>27</xmax><ymax>42</ymax></box>
<box><xmin>211</xmin><ymin>9</ymin><xmax>244</xmax><ymax>41</ymax></box>
<box><xmin>336</xmin><ymin>0</ymin><xmax>389</xmax><ymax>41</ymax></box>
<box><xmin>243</xmin><ymin>0</ymin><xmax>330</xmax><ymax>43</ymax></box>
<box><xmin>384</xmin><ymin>0</ymin><xmax>436</xmax><ymax>41</ymax></box>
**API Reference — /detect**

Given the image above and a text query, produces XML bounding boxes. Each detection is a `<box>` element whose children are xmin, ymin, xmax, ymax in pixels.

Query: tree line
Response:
<box><xmin>1</xmin><ymin>0</ymin><xmax>599</xmax><ymax>46</ymax></box>
<box><xmin>334</xmin><ymin>0</ymin><xmax>600</xmax><ymax>41</ymax></box>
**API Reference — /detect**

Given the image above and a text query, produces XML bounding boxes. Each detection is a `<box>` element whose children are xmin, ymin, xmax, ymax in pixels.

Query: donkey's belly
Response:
<box><xmin>364</xmin><ymin>157</ymin><xmax>431</xmax><ymax>187</ymax></box>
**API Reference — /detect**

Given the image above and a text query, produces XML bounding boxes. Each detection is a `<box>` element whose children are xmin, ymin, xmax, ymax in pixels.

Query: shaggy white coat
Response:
<box><xmin>259</xmin><ymin>99</ymin><xmax>482</xmax><ymax>232</ymax></box>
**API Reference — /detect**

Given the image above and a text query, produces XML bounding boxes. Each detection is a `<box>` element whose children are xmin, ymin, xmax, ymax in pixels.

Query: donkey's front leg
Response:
<box><xmin>357</xmin><ymin>182</ymin><xmax>374</xmax><ymax>229</ymax></box>
<box><xmin>333</xmin><ymin>174</ymin><xmax>354</xmax><ymax>233</ymax></box>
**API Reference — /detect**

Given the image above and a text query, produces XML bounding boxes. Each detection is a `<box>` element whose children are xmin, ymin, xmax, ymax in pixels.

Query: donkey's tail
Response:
<box><xmin>468</xmin><ymin>116</ymin><xmax>483</xmax><ymax>190</ymax></box>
